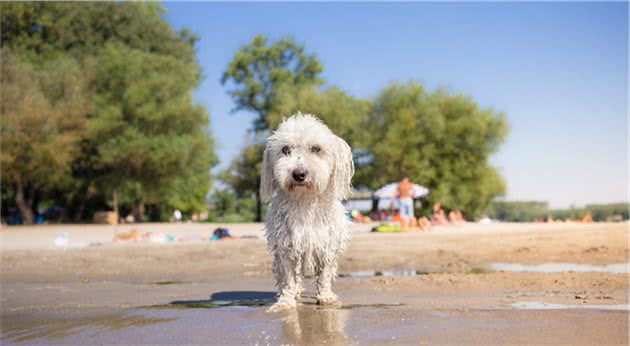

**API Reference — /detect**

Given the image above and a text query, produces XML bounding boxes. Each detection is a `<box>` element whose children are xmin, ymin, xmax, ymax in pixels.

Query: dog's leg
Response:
<box><xmin>316</xmin><ymin>262</ymin><xmax>341</xmax><ymax>307</ymax></box>
<box><xmin>268</xmin><ymin>254</ymin><xmax>300</xmax><ymax>312</ymax></box>
<box><xmin>294</xmin><ymin>256</ymin><xmax>304</xmax><ymax>301</ymax></box>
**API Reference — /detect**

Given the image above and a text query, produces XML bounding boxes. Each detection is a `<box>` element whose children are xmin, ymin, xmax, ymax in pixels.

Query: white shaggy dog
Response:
<box><xmin>261</xmin><ymin>113</ymin><xmax>354</xmax><ymax>312</ymax></box>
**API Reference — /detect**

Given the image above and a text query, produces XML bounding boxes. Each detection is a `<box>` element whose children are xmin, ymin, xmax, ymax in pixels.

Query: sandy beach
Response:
<box><xmin>1</xmin><ymin>222</ymin><xmax>628</xmax><ymax>344</ymax></box>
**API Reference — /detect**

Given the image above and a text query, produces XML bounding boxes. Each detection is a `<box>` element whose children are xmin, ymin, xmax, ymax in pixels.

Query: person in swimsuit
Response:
<box><xmin>396</xmin><ymin>177</ymin><xmax>415</xmax><ymax>229</ymax></box>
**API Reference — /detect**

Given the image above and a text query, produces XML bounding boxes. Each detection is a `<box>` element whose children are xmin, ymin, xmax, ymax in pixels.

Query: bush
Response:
<box><xmin>487</xmin><ymin>201</ymin><xmax>628</xmax><ymax>222</ymax></box>
<box><xmin>207</xmin><ymin>189</ymin><xmax>258</xmax><ymax>223</ymax></box>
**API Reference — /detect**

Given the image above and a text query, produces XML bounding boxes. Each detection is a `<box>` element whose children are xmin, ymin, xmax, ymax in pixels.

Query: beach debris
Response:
<box><xmin>211</xmin><ymin>227</ymin><xmax>234</xmax><ymax>240</ymax></box>
<box><xmin>478</xmin><ymin>217</ymin><xmax>493</xmax><ymax>224</ymax></box>
<box><xmin>111</xmin><ymin>228</ymin><xmax>254</xmax><ymax>244</ymax></box>
<box><xmin>54</xmin><ymin>233</ymin><xmax>69</xmax><ymax>247</ymax></box>
<box><xmin>113</xmin><ymin>229</ymin><xmax>139</xmax><ymax>243</ymax></box>
<box><xmin>149</xmin><ymin>232</ymin><xmax>167</xmax><ymax>244</ymax></box>
<box><xmin>339</xmin><ymin>269</ymin><xmax>429</xmax><ymax>278</ymax></box>
<box><xmin>371</xmin><ymin>223</ymin><xmax>402</xmax><ymax>232</ymax></box>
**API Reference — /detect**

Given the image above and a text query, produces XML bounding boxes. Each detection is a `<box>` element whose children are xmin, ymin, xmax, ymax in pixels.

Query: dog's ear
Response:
<box><xmin>332</xmin><ymin>135</ymin><xmax>355</xmax><ymax>200</ymax></box>
<box><xmin>260</xmin><ymin>145</ymin><xmax>275</xmax><ymax>202</ymax></box>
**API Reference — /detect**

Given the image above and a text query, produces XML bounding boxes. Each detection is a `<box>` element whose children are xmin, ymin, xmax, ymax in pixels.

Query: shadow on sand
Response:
<box><xmin>169</xmin><ymin>291</ymin><xmax>278</xmax><ymax>308</ymax></box>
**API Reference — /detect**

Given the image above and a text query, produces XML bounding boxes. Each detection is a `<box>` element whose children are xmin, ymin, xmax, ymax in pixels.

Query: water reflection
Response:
<box><xmin>490</xmin><ymin>263</ymin><xmax>629</xmax><ymax>274</ymax></box>
<box><xmin>280</xmin><ymin>307</ymin><xmax>351</xmax><ymax>345</ymax></box>
<box><xmin>510</xmin><ymin>301</ymin><xmax>629</xmax><ymax>311</ymax></box>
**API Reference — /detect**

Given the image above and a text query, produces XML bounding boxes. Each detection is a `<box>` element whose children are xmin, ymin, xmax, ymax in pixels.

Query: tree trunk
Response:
<box><xmin>73</xmin><ymin>184</ymin><xmax>95</xmax><ymax>223</ymax></box>
<box><xmin>73</xmin><ymin>202</ymin><xmax>85</xmax><ymax>223</ymax></box>
<box><xmin>14</xmin><ymin>183</ymin><xmax>34</xmax><ymax>224</ymax></box>
<box><xmin>112</xmin><ymin>189</ymin><xmax>119</xmax><ymax>224</ymax></box>
<box><xmin>31</xmin><ymin>190</ymin><xmax>40</xmax><ymax>221</ymax></box>
<box><xmin>132</xmin><ymin>200</ymin><xmax>144</xmax><ymax>222</ymax></box>
<box><xmin>255</xmin><ymin>191</ymin><xmax>262</xmax><ymax>222</ymax></box>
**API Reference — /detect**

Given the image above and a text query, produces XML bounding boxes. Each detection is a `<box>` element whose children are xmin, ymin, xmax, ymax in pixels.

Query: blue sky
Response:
<box><xmin>163</xmin><ymin>2</ymin><xmax>628</xmax><ymax>208</ymax></box>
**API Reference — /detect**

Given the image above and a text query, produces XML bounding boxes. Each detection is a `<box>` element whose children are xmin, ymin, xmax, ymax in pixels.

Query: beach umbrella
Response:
<box><xmin>373</xmin><ymin>182</ymin><xmax>429</xmax><ymax>199</ymax></box>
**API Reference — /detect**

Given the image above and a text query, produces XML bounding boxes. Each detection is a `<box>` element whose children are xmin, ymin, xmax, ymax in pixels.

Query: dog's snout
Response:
<box><xmin>292</xmin><ymin>168</ymin><xmax>308</xmax><ymax>182</ymax></box>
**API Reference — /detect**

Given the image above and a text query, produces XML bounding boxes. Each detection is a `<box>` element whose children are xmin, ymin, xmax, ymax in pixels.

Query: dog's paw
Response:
<box><xmin>316</xmin><ymin>294</ymin><xmax>342</xmax><ymax>307</ymax></box>
<box><xmin>267</xmin><ymin>298</ymin><xmax>296</xmax><ymax>313</ymax></box>
<box><xmin>295</xmin><ymin>287</ymin><xmax>304</xmax><ymax>300</ymax></box>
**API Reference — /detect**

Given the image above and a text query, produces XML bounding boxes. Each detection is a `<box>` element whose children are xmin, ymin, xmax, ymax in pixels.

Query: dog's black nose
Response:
<box><xmin>292</xmin><ymin>168</ymin><xmax>308</xmax><ymax>182</ymax></box>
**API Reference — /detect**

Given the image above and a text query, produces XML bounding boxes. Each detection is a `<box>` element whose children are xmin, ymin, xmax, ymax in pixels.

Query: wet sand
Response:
<box><xmin>1</xmin><ymin>222</ymin><xmax>628</xmax><ymax>344</ymax></box>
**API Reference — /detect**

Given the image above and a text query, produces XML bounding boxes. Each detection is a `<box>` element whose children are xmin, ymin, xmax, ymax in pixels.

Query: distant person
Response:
<box><xmin>449</xmin><ymin>209</ymin><xmax>465</xmax><ymax>225</ymax></box>
<box><xmin>417</xmin><ymin>216</ymin><xmax>431</xmax><ymax>230</ymax></box>
<box><xmin>431</xmin><ymin>202</ymin><xmax>448</xmax><ymax>225</ymax></box>
<box><xmin>174</xmin><ymin>209</ymin><xmax>182</xmax><ymax>223</ymax></box>
<box><xmin>370</xmin><ymin>192</ymin><xmax>380</xmax><ymax>220</ymax></box>
<box><xmin>449</xmin><ymin>210</ymin><xmax>458</xmax><ymax>224</ymax></box>
<box><xmin>456</xmin><ymin>210</ymin><xmax>465</xmax><ymax>224</ymax></box>
<box><xmin>396</xmin><ymin>177</ymin><xmax>416</xmax><ymax>228</ymax></box>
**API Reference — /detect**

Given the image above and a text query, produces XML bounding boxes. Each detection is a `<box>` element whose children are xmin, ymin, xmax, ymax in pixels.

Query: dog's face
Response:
<box><xmin>261</xmin><ymin>114</ymin><xmax>354</xmax><ymax>201</ymax></box>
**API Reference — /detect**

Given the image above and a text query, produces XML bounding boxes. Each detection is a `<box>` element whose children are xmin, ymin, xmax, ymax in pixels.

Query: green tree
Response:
<box><xmin>220</xmin><ymin>143</ymin><xmax>265</xmax><ymax>221</ymax></box>
<box><xmin>210</xmin><ymin>189</ymin><xmax>237</xmax><ymax>218</ymax></box>
<box><xmin>221</xmin><ymin>34</ymin><xmax>323</xmax><ymax>132</ymax></box>
<box><xmin>362</xmin><ymin>82</ymin><xmax>508</xmax><ymax>218</ymax></box>
<box><xmin>1</xmin><ymin>2</ymin><xmax>216</xmax><ymax>222</ymax></box>
<box><xmin>0</xmin><ymin>50</ymin><xmax>91</xmax><ymax>224</ymax></box>
<box><xmin>268</xmin><ymin>83</ymin><xmax>371</xmax><ymax>147</ymax></box>
<box><xmin>88</xmin><ymin>42</ymin><xmax>214</xmax><ymax>220</ymax></box>
<box><xmin>1</xmin><ymin>2</ymin><xmax>197</xmax><ymax>63</ymax></box>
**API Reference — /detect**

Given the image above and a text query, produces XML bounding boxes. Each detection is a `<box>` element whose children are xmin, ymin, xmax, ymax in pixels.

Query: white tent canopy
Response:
<box><xmin>373</xmin><ymin>182</ymin><xmax>429</xmax><ymax>199</ymax></box>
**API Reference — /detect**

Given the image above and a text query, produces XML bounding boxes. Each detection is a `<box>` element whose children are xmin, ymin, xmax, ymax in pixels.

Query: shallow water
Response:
<box><xmin>2</xmin><ymin>313</ymin><xmax>177</xmax><ymax>343</ymax></box>
<box><xmin>3</xmin><ymin>305</ymin><xmax>627</xmax><ymax>345</ymax></box>
<box><xmin>510</xmin><ymin>301</ymin><xmax>629</xmax><ymax>311</ymax></box>
<box><xmin>339</xmin><ymin>270</ymin><xmax>429</xmax><ymax>278</ymax></box>
<box><xmin>148</xmin><ymin>290</ymin><xmax>404</xmax><ymax>310</ymax></box>
<box><xmin>490</xmin><ymin>262</ymin><xmax>629</xmax><ymax>274</ymax></box>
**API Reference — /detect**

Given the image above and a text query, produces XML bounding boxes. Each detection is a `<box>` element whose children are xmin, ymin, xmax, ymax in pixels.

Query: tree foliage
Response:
<box><xmin>269</xmin><ymin>83</ymin><xmax>371</xmax><ymax>147</ymax></box>
<box><xmin>219</xmin><ymin>142</ymin><xmax>265</xmax><ymax>221</ymax></box>
<box><xmin>1</xmin><ymin>2</ymin><xmax>197</xmax><ymax>63</ymax></box>
<box><xmin>208</xmin><ymin>189</ymin><xmax>257</xmax><ymax>222</ymax></box>
<box><xmin>221</xmin><ymin>34</ymin><xmax>323</xmax><ymax>132</ymax></box>
<box><xmin>360</xmin><ymin>82</ymin><xmax>508</xmax><ymax>218</ymax></box>
<box><xmin>1</xmin><ymin>2</ymin><xmax>215</xmax><ymax>223</ymax></box>
<box><xmin>87</xmin><ymin>42</ymin><xmax>214</xmax><ymax>219</ymax></box>
<box><xmin>1</xmin><ymin>50</ymin><xmax>91</xmax><ymax>223</ymax></box>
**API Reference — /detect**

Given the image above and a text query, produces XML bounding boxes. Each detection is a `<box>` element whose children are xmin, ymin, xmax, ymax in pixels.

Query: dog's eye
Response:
<box><xmin>282</xmin><ymin>146</ymin><xmax>291</xmax><ymax>155</ymax></box>
<box><xmin>310</xmin><ymin>145</ymin><xmax>321</xmax><ymax>153</ymax></box>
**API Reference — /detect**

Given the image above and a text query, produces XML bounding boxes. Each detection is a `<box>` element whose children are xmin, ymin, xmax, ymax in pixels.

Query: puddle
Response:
<box><xmin>490</xmin><ymin>263</ymin><xmax>629</xmax><ymax>274</ymax></box>
<box><xmin>163</xmin><ymin>299</ymin><xmax>272</xmax><ymax>309</ymax></box>
<box><xmin>339</xmin><ymin>270</ymin><xmax>429</xmax><ymax>278</ymax></box>
<box><xmin>509</xmin><ymin>301</ymin><xmax>629</xmax><ymax>311</ymax></box>
<box><xmin>151</xmin><ymin>300</ymin><xmax>404</xmax><ymax>310</ymax></box>
<box><xmin>149</xmin><ymin>281</ymin><xmax>186</xmax><ymax>285</ymax></box>
<box><xmin>148</xmin><ymin>290</ymin><xmax>403</xmax><ymax>310</ymax></box>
